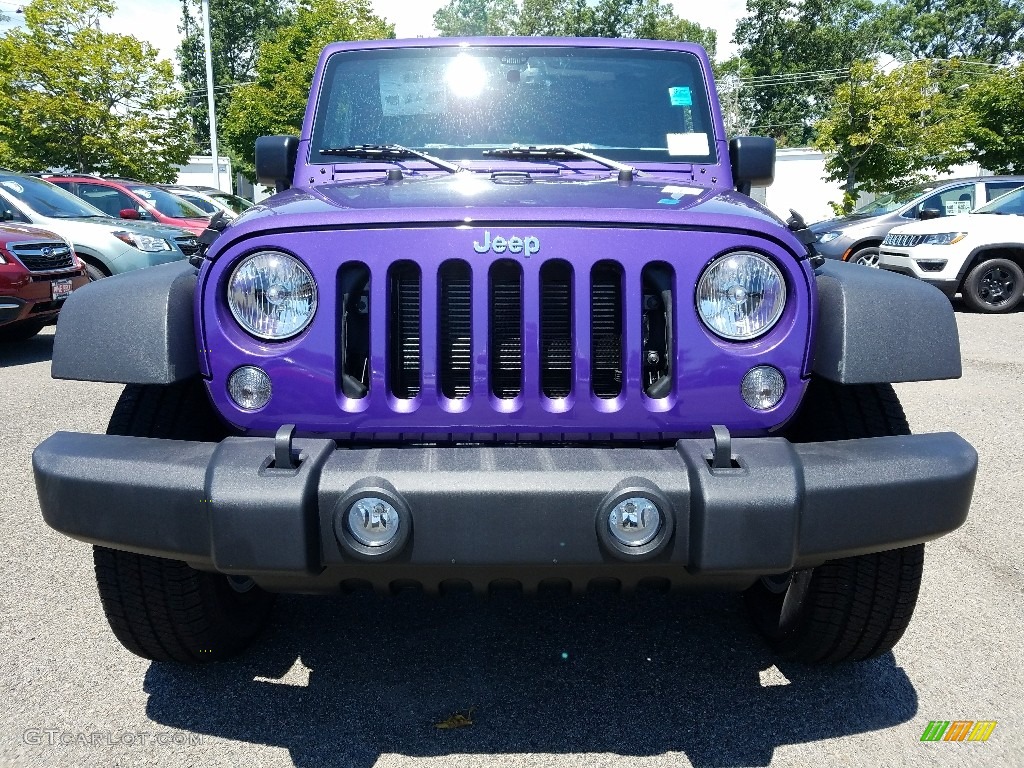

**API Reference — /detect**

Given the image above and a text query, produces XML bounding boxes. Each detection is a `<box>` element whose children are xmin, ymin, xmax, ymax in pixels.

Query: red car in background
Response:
<box><xmin>0</xmin><ymin>223</ymin><xmax>87</xmax><ymax>342</ymax></box>
<box><xmin>47</xmin><ymin>176</ymin><xmax>211</xmax><ymax>236</ymax></box>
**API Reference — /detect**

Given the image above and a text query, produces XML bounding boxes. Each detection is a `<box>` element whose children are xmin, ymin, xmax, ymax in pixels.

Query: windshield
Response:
<box><xmin>130</xmin><ymin>186</ymin><xmax>208</xmax><ymax>218</ymax></box>
<box><xmin>0</xmin><ymin>174</ymin><xmax>107</xmax><ymax>218</ymax></box>
<box><xmin>852</xmin><ymin>183</ymin><xmax>934</xmax><ymax>216</ymax></box>
<box><xmin>975</xmin><ymin>186</ymin><xmax>1024</xmax><ymax>215</ymax></box>
<box><xmin>210</xmin><ymin>192</ymin><xmax>253</xmax><ymax>214</ymax></box>
<box><xmin>311</xmin><ymin>45</ymin><xmax>717</xmax><ymax>165</ymax></box>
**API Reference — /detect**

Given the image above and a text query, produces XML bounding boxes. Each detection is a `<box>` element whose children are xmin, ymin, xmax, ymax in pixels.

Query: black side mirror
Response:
<box><xmin>1</xmin><ymin>209</ymin><xmax>12</xmax><ymax>221</ymax></box>
<box><xmin>729</xmin><ymin>136</ymin><xmax>776</xmax><ymax>196</ymax></box>
<box><xmin>919</xmin><ymin>208</ymin><xmax>941</xmax><ymax>220</ymax></box>
<box><xmin>256</xmin><ymin>135</ymin><xmax>299</xmax><ymax>193</ymax></box>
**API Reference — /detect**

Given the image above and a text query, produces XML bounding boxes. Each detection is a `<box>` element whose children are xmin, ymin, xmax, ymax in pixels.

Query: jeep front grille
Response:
<box><xmin>10</xmin><ymin>243</ymin><xmax>75</xmax><ymax>272</ymax></box>
<box><xmin>341</xmin><ymin>257</ymin><xmax>674</xmax><ymax>406</ymax></box>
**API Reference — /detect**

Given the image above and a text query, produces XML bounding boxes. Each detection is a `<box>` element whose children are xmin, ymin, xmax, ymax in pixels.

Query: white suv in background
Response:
<box><xmin>879</xmin><ymin>185</ymin><xmax>1024</xmax><ymax>312</ymax></box>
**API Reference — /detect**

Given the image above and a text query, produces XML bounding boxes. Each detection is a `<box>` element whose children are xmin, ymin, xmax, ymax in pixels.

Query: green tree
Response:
<box><xmin>963</xmin><ymin>64</ymin><xmax>1024</xmax><ymax>173</ymax></box>
<box><xmin>515</xmin><ymin>0</ymin><xmax>595</xmax><ymax>36</ymax></box>
<box><xmin>0</xmin><ymin>0</ymin><xmax>191</xmax><ymax>181</ymax></box>
<box><xmin>814</xmin><ymin>60</ymin><xmax>969</xmax><ymax>213</ymax></box>
<box><xmin>177</xmin><ymin>0</ymin><xmax>289</xmax><ymax>153</ymax></box>
<box><xmin>878</xmin><ymin>0</ymin><xmax>1024</xmax><ymax>64</ymax></box>
<box><xmin>733</xmin><ymin>0</ymin><xmax>885</xmax><ymax>145</ymax></box>
<box><xmin>440</xmin><ymin>0</ymin><xmax>716</xmax><ymax>55</ymax></box>
<box><xmin>434</xmin><ymin>0</ymin><xmax>519</xmax><ymax>36</ymax></box>
<box><xmin>221</xmin><ymin>0</ymin><xmax>393</xmax><ymax>179</ymax></box>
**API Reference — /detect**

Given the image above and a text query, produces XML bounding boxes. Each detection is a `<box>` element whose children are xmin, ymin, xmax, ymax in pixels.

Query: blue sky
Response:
<box><xmin>0</xmin><ymin>1</ymin><xmax>747</xmax><ymax>62</ymax></box>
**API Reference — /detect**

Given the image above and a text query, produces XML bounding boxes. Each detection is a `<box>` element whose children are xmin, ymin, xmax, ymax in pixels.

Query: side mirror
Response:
<box><xmin>729</xmin><ymin>136</ymin><xmax>776</xmax><ymax>196</ymax></box>
<box><xmin>919</xmin><ymin>208</ymin><xmax>941</xmax><ymax>220</ymax></box>
<box><xmin>1</xmin><ymin>209</ymin><xmax>13</xmax><ymax>221</ymax></box>
<box><xmin>256</xmin><ymin>135</ymin><xmax>299</xmax><ymax>193</ymax></box>
<box><xmin>119</xmin><ymin>208</ymin><xmax>141</xmax><ymax>220</ymax></box>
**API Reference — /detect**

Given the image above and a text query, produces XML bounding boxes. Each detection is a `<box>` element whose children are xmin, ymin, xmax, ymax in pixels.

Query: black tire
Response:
<box><xmin>848</xmin><ymin>246</ymin><xmax>881</xmax><ymax>268</ymax></box>
<box><xmin>745</xmin><ymin>378</ymin><xmax>925</xmax><ymax>663</ymax></box>
<box><xmin>84</xmin><ymin>263</ymin><xmax>106</xmax><ymax>282</ymax></box>
<box><xmin>94</xmin><ymin>380</ymin><xmax>274</xmax><ymax>663</ymax></box>
<box><xmin>961</xmin><ymin>258</ymin><xmax>1024</xmax><ymax>313</ymax></box>
<box><xmin>0</xmin><ymin>320</ymin><xmax>45</xmax><ymax>342</ymax></box>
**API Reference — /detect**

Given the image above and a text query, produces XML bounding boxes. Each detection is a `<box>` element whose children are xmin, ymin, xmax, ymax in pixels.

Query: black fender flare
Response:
<box><xmin>52</xmin><ymin>261</ymin><xmax>199</xmax><ymax>384</ymax></box>
<box><xmin>812</xmin><ymin>260</ymin><xmax>962</xmax><ymax>384</ymax></box>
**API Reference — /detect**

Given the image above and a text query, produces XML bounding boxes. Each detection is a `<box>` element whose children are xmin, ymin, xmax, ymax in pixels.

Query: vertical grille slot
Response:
<box><xmin>339</xmin><ymin>263</ymin><xmax>371</xmax><ymax>399</ymax></box>
<box><xmin>439</xmin><ymin>260</ymin><xmax>472</xmax><ymax>400</ymax></box>
<box><xmin>642</xmin><ymin>262</ymin><xmax>674</xmax><ymax>399</ymax></box>
<box><xmin>388</xmin><ymin>261</ymin><xmax>421</xmax><ymax>399</ymax></box>
<box><xmin>591</xmin><ymin>261</ymin><xmax>623</xmax><ymax>399</ymax></box>
<box><xmin>540</xmin><ymin>260</ymin><xmax>573</xmax><ymax>399</ymax></box>
<box><xmin>489</xmin><ymin>260</ymin><xmax>523</xmax><ymax>399</ymax></box>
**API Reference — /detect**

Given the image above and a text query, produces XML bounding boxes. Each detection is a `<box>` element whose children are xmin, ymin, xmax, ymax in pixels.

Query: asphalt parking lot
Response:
<box><xmin>2</xmin><ymin>304</ymin><xmax>1022</xmax><ymax>768</ymax></box>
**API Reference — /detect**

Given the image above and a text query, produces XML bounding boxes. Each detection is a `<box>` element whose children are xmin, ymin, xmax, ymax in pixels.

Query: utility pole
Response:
<box><xmin>202</xmin><ymin>0</ymin><xmax>221</xmax><ymax>191</ymax></box>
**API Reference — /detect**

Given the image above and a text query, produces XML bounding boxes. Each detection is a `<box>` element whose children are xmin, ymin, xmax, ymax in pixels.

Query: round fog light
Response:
<box><xmin>608</xmin><ymin>497</ymin><xmax>662</xmax><ymax>547</ymax></box>
<box><xmin>741</xmin><ymin>366</ymin><xmax>785</xmax><ymax>410</ymax></box>
<box><xmin>228</xmin><ymin>366</ymin><xmax>272</xmax><ymax>410</ymax></box>
<box><xmin>347</xmin><ymin>497</ymin><xmax>401</xmax><ymax>547</ymax></box>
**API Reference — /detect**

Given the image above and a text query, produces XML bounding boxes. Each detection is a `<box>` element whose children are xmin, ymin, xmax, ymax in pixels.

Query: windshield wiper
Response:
<box><xmin>482</xmin><ymin>145</ymin><xmax>636</xmax><ymax>181</ymax></box>
<box><xmin>320</xmin><ymin>144</ymin><xmax>464</xmax><ymax>174</ymax></box>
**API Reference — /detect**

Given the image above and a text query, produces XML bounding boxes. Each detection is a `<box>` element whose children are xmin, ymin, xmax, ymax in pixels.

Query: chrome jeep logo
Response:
<box><xmin>473</xmin><ymin>231</ymin><xmax>540</xmax><ymax>257</ymax></box>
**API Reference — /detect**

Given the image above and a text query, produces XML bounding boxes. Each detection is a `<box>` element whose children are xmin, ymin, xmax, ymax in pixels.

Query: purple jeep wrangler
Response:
<box><xmin>34</xmin><ymin>38</ymin><xmax>977</xmax><ymax>665</ymax></box>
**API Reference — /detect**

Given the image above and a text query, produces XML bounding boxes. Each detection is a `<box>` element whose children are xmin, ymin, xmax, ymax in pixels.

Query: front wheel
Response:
<box><xmin>849</xmin><ymin>246</ymin><xmax>881</xmax><ymax>267</ymax></box>
<box><xmin>745</xmin><ymin>379</ymin><xmax>925</xmax><ymax>663</ymax></box>
<box><xmin>93</xmin><ymin>380</ymin><xmax>274</xmax><ymax>662</ymax></box>
<box><xmin>962</xmin><ymin>258</ymin><xmax>1024</xmax><ymax>313</ymax></box>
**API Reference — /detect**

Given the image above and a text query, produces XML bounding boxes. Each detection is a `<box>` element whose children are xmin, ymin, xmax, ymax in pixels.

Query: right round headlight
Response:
<box><xmin>227</xmin><ymin>250</ymin><xmax>317</xmax><ymax>340</ymax></box>
<box><xmin>697</xmin><ymin>252</ymin><xmax>786</xmax><ymax>341</ymax></box>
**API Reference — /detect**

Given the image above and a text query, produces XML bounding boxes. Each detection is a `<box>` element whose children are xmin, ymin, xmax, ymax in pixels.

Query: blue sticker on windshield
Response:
<box><xmin>669</xmin><ymin>87</ymin><xmax>692</xmax><ymax>107</ymax></box>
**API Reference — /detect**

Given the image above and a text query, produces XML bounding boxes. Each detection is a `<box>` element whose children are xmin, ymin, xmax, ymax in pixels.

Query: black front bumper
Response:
<box><xmin>33</xmin><ymin>432</ymin><xmax>977</xmax><ymax>593</ymax></box>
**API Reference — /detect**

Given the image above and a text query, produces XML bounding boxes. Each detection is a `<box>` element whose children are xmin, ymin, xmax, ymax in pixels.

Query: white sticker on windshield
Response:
<box><xmin>944</xmin><ymin>199</ymin><xmax>972</xmax><ymax>215</ymax></box>
<box><xmin>662</xmin><ymin>185</ymin><xmax>702</xmax><ymax>198</ymax></box>
<box><xmin>667</xmin><ymin>132</ymin><xmax>710</xmax><ymax>156</ymax></box>
<box><xmin>379</xmin><ymin>61</ymin><xmax>447</xmax><ymax>117</ymax></box>
<box><xmin>1</xmin><ymin>181</ymin><xmax>24</xmax><ymax>194</ymax></box>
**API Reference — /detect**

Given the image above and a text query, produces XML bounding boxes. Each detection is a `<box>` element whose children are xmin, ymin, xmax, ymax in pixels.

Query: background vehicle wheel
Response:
<box><xmin>744</xmin><ymin>378</ymin><xmax>925</xmax><ymax>663</ymax></box>
<box><xmin>962</xmin><ymin>258</ymin><xmax>1024</xmax><ymax>313</ymax></box>
<box><xmin>0</xmin><ymin>320</ymin><xmax>45</xmax><ymax>342</ymax></box>
<box><xmin>94</xmin><ymin>380</ymin><xmax>274</xmax><ymax>662</ymax></box>
<box><xmin>84</xmin><ymin>263</ymin><xmax>106</xmax><ymax>282</ymax></box>
<box><xmin>849</xmin><ymin>246</ymin><xmax>880</xmax><ymax>267</ymax></box>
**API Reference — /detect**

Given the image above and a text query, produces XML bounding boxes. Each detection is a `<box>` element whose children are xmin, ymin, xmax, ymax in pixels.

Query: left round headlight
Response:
<box><xmin>227</xmin><ymin>250</ymin><xmax>317</xmax><ymax>340</ymax></box>
<box><xmin>697</xmin><ymin>252</ymin><xmax>786</xmax><ymax>341</ymax></box>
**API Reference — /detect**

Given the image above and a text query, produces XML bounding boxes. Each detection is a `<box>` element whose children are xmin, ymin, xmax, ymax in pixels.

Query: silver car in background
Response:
<box><xmin>0</xmin><ymin>173</ymin><xmax>198</xmax><ymax>281</ymax></box>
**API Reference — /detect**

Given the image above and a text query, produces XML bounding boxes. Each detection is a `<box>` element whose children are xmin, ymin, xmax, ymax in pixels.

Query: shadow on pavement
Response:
<box><xmin>0</xmin><ymin>330</ymin><xmax>54</xmax><ymax>368</ymax></box>
<box><xmin>144</xmin><ymin>589</ymin><xmax>918</xmax><ymax>767</ymax></box>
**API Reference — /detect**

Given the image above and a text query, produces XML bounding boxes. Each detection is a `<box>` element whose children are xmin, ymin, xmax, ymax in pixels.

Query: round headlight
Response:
<box><xmin>227</xmin><ymin>251</ymin><xmax>317</xmax><ymax>340</ymax></box>
<box><xmin>697</xmin><ymin>252</ymin><xmax>786</xmax><ymax>341</ymax></box>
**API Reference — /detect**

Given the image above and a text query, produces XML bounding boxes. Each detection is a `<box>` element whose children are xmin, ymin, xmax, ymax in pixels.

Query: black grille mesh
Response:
<box><xmin>489</xmin><ymin>260</ymin><xmax>523</xmax><ymax>399</ymax></box>
<box><xmin>590</xmin><ymin>262</ymin><xmax>623</xmax><ymax>399</ymax></box>
<box><xmin>540</xmin><ymin>261</ymin><xmax>573</xmax><ymax>398</ymax></box>
<box><xmin>389</xmin><ymin>261</ymin><xmax>421</xmax><ymax>399</ymax></box>
<box><xmin>439</xmin><ymin>261</ymin><xmax>472</xmax><ymax>399</ymax></box>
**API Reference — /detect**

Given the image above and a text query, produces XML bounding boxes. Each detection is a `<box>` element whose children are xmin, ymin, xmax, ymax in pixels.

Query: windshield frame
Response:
<box><xmin>307</xmin><ymin>41</ymin><xmax>721</xmax><ymax>169</ymax></box>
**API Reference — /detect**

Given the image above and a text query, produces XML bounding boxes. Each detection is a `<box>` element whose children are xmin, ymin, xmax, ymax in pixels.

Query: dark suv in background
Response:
<box><xmin>811</xmin><ymin>176</ymin><xmax>1024</xmax><ymax>266</ymax></box>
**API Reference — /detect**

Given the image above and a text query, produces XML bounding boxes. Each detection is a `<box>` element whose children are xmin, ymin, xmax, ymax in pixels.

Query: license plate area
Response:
<box><xmin>51</xmin><ymin>278</ymin><xmax>73</xmax><ymax>301</ymax></box>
